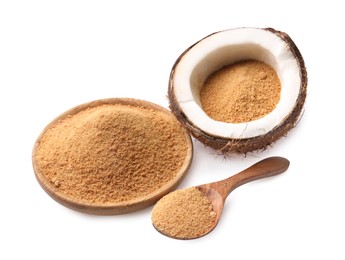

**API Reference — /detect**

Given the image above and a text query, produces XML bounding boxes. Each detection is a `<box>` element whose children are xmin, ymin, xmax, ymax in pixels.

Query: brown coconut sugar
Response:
<box><xmin>151</xmin><ymin>187</ymin><xmax>216</xmax><ymax>239</ymax></box>
<box><xmin>34</xmin><ymin>104</ymin><xmax>189</xmax><ymax>204</ymax></box>
<box><xmin>200</xmin><ymin>60</ymin><xmax>281</xmax><ymax>123</ymax></box>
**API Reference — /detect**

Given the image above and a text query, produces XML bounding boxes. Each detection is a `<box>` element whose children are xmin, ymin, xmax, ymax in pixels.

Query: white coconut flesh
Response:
<box><xmin>172</xmin><ymin>28</ymin><xmax>301</xmax><ymax>139</ymax></box>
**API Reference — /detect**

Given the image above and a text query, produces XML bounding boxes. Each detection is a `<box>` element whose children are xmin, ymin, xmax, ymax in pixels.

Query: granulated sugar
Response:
<box><xmin>200</xmin><ymin>60</ymin><xmax>281</xmax><ymax>123</ymax></box>
<box><xmin>34</xmin><ymin>104</ymin><xmax>189</xmax><ymax>205</ymax></box>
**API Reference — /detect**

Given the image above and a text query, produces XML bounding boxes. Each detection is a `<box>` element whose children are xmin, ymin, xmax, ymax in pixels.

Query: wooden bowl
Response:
<box><xmin>32</xmin><ymin>98</ymin><xmax>193</xmax><ymax>215</ymax></box>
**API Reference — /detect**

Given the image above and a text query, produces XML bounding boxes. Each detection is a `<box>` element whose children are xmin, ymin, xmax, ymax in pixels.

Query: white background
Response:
<box><xmin>1</xmin><ymin>1</ymin><xmax>344</xmax><ymax>259</ymax></box>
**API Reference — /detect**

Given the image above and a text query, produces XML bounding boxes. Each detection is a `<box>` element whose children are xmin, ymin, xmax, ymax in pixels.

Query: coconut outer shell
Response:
<box><xmin>168</xmin><ymin>28</ymin><xmax>307</xmax><ymax>155</ymax></box>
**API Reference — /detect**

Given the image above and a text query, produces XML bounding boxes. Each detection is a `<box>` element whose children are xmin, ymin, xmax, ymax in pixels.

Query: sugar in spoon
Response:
<box><xmin>152</xmin><ymin>156</ymin><xmax>289</xmax><ymax>239</ymax></box>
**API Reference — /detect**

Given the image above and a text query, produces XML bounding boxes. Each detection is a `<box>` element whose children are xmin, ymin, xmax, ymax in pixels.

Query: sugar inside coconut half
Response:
<box><xmin>168</xmin><ymin>27</ymin><xmax>307</xmax><ymax>154</ymax></box>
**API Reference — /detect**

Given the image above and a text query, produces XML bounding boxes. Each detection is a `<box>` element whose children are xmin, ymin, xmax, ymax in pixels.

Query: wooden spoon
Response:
<box><xmin>152</xmin><ymin>156</ymin><xmax>289</xmax><ymax>239</ymax></box>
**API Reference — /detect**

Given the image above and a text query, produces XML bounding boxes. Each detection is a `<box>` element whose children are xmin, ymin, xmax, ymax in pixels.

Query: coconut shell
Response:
<box><xmin>168</xmin><ymin>28</ymin><xmax>307</xmax><ymax>155</ymax></box>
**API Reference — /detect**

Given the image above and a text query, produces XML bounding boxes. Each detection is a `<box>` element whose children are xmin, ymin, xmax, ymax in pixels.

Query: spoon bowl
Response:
<box><xmin>152</xmin><ymin>157</ymin><xmax>290</xmax><ymax>239</ymax></box>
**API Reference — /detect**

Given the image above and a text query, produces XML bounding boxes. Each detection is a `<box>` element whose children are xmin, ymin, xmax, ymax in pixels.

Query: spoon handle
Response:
<box><xmin>213</xmin><ymin>157</ymin><xmax>289</xmax><ymax>199</ymax></box>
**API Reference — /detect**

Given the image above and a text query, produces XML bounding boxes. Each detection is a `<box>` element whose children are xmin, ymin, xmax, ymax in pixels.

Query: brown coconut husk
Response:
<box><xmin>168</xmin><ymin>28</ymin><xmax>307</xmax><ymax>155</ymax></box>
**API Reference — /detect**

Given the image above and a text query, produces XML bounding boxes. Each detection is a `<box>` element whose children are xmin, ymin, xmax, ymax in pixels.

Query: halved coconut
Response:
<box><xmin>168</xmin><ymin>27</ymin><xmax>307</xmax><ymax>154</ymax></box>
